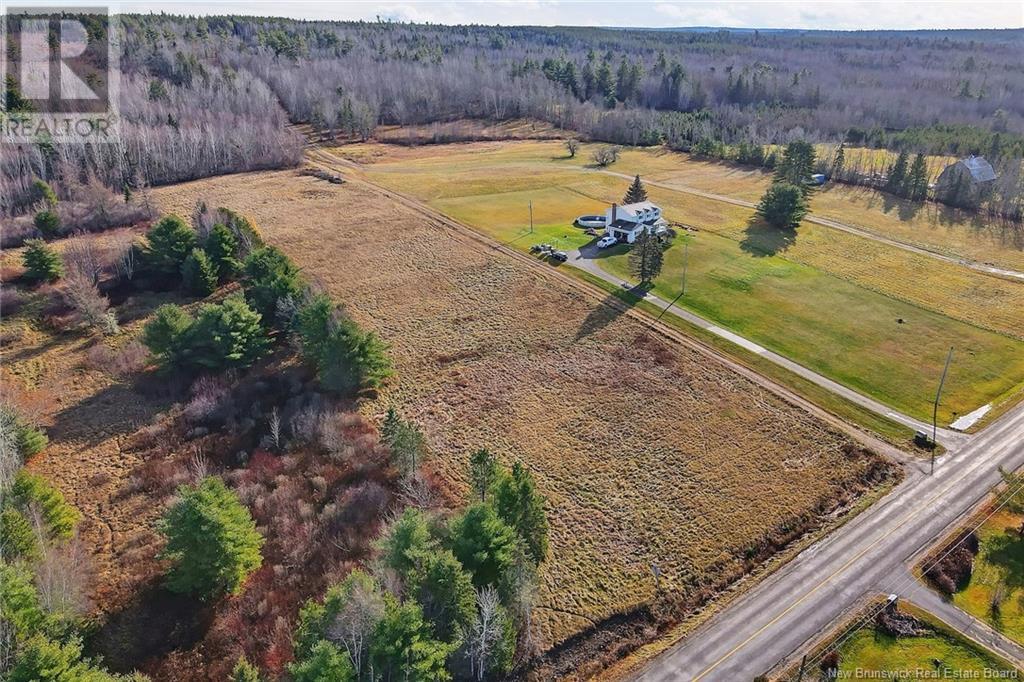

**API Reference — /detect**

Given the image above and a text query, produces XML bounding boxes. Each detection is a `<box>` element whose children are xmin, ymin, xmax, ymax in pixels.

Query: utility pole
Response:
<box><xmin>529</xmin><ymin>200</ymin><xmax>533</xmax><ymax>234</ymax></box>
<box><xmin>931</xmin><ymin>346</ymin><xmax>954</xmax><ymax>475</ymax></box>
<box><xmin>796</xmin><ymin>654</ymin><xmax>807</xmax><ymax>682</ymax></box>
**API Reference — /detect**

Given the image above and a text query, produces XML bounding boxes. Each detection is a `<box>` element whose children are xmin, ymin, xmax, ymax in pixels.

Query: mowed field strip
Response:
<box><xmin>153</xmin><ymin>171</ymin><xmax>895</xmax><ymax>650</ymax></box>
<box><xmin>334</xmin><ymin>140</ymin><xmax>1024</xmax><ymax>425</ymax></box>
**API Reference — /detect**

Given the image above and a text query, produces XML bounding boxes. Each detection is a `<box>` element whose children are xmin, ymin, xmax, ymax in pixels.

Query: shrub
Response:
<box><xmin>9</xmin><ymin>470</ymin><xmax>80</xmax><ymax>539</ymax></box>
<box><xmin>158</xmin><ymin>476</ymin><xmax>264</xmax><ymax>599</ymax></box>
<box><xmin>22</xmin><ymin>240</ymin><xmax>63</xmax><ymax>283</ymax></box>
<box><xmin>84</xmin><ymin>341</ymin><xmax>148</xmax><ymax>378</ymax></box>
<box><xmin>242</xmin><ymin>246</ymin><xmax>304</xmax><ymax>323</ymax></box>
<box><xmin>9</xmin><ymin>635</ymin><xmax>113</xmax><ymax>682</ymax></box>
<box><xmin>204</xmin><ymin>223</ymin><xmax>241</xmax><ymax>281</ymax></box>
<box><xmin>61</xmin><ymin>271</ymin><xmax>118</xmax><ymax>335</ymax></box>
<box><xmin>756</xmin><ymin>182</ymin><xmax>808</xmax><ymax>229</ymax></box>
<box><xmin>181</xmin><ymin>248</ymin><xmax>218</xmax><ymax>297</ymax></box>
<box><xmin>33</xmin><ymin>210</ymin><xmax>60</xmax><ymax>238</ymax></box>
<box><xmin>297</xmin><ymin>295</ymin><xmax>392</xmax><ymax>394</ymax></box>
<box><xmin>144</xmin><ymin>215</ymin><xmax>197</xmax><ymax>277</ymax></box>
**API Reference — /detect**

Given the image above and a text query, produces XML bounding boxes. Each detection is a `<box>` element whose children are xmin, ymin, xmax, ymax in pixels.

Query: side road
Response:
<box><xmin>635</xmin><ymin>402</ymin><xmax>1024</xmax><ymax>680</ymax></box>
<box><xmin>566</xmin><ymin>244</ymin><xmax>965</xmax><ymax>447</ymax></box>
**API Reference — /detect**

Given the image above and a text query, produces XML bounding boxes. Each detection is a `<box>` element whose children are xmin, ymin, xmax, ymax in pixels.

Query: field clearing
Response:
<box><xmin>0</xmin><ymin>293</ymin><xmax>176</xmax><ymax>614</ymax></box>
<box><xmin>941</xmin><ymin>508</ymin><xmax>1024</xmax><ymax>646</ymax></box>
<box><xmin>153</xmin><ymin>170</ymin><xmax>894</xmax><ymax>650</ymax></box>
<box><xmin>338</xmin><ymin>142</ymin><xmax>1024</xmax><ymax>424</ymax></box>
<box><xmin>781</xmin><ymin>602</ymin><xmax>1017</xmax><ymax>680</ymax></box>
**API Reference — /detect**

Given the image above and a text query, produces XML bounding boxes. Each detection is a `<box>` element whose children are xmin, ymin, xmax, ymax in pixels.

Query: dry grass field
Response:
<box><xmin>0</xmin><ymin>282</ymin><xmax>176</xmax><ymax>614</ymax></box>
<box><xmin>152</xmin><ymin>170</ymin><xmax>894</xmax><ymax>650</ymax></box>
<box><xmin>333</xmin><ymin>141</ymin><xmax>1024</xmax><ymax>424</ymax></box>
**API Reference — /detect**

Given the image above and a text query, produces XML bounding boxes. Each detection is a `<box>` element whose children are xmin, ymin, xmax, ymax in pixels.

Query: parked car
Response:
<box><xmin>550</xmin><ymin>251</ymin><xmax>568</xmax><ymax>262</ymax></box>
<box><xmin>597</xmin><ymin>235</ymin><xmax>617</xmax><ymax>249</ymax></box>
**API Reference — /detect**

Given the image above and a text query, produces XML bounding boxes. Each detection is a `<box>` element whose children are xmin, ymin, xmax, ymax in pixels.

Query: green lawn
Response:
<box><xmin>599</xmin><ymin>230</ymin><xmax>1024</xmax><ymax>423</ymax></box>
<box><xmin>945</xmin><ymin>510</ymin><xmax>1024</xmax><ymax>645</ymax></box>
<box><xmin>835</xmin><ymin>605</ymin><xmax>1016</xmax><ymax>678</ymax></box>
<box><xmin>350</xmin><ymin>142</ymin><xmax>1024</xmax><ymax>426</ymax></box>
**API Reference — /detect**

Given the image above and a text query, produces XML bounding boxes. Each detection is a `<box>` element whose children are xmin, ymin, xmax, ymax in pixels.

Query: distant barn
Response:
<box><xmin>935</xmin><ymin>155</ymin><xmax>997</xmax><ymax>207</ymax></box>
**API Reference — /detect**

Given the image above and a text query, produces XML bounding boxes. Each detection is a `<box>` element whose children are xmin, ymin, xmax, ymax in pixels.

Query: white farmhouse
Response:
<box><xmin>604</xmin><ymin>201</ymin><xmax>666</xmax><ymax>243</ymax></box>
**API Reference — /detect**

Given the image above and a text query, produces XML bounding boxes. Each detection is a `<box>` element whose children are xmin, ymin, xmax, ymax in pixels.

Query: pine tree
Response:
<box><xmin>181</xmin><ymin>248</ymin><xmax>218</xmax><ymax>297</ymax></box>
<box><xmin>22</xmin><ymin>239</ymin><xmax>64</xmax><ymax>282</ymax></box>
<box><xmin>907</xmin><ymin>154</ymin><xmax>929</xmax><ymax>202</ymax></box>
<box><xmin>145</xmin><ymin>214</ymin><xmax>197</xmax><ymax>278</ymax></box>
<box><xmin>629</xmin><ymin>230</ymin><xmax>664</xmax><ymax>286</ymax></box>
<box><xmin>623</xmin><ymin>175</ymin><xmax>648</xmax><ymax>204</ymax></box>
<box><xmin>204</xmin><ymin>223</ymin><xmax>241</xmax><ymax>281</ymax></box>
<box><xmin>832</xmin><ymin>144</ymin><xmax>845</xmax><ymax>179</ymax></box>
<box><xmin>773</xmin><ymin>141</ymin><xmax>816</xmax><ymax>194</ymax></box>
<box><xmin>159</xmin><ymin>476</ymin><xmax>264</xmax><ymax>599</ymax></box>
<box><xmin>886</xmin><ymin>151</ymin><xmax>910</xmax><ymax>197</ymax></box>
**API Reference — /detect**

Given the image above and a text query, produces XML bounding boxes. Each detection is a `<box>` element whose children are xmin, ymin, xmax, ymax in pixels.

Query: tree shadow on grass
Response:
<box><xmin>88</xmin><ymin>582</ymin><xmax>213</xmax><ymax>674</ymax></box>
<box><xmin>983</xmin><ymin>530</ymin><xmax>1024</xmax><ymax>592</ymax></box>
<box><xmin>739</xmin><ymin>217</ymin><xmax>798</xmax><ymax>257</ymax></box>
<box><xmin>880</xmin><ymin>192</ymin><xmax>925</xmax><ymax>222</ymax></box>
<box><xmin>575</xmin><ymin>283</ymin><xmax>649</xmax><ymax>341</ymax></box>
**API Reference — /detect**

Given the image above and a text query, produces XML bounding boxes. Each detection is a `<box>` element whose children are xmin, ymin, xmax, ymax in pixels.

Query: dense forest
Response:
<box><xmin>3</xmin><ymin>16</ymin><xmax>1024</xmax><ymax>218</ymax></box>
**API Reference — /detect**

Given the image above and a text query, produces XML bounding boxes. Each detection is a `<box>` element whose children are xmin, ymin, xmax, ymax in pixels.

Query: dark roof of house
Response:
<box><xmin>957</xmin><ymin>156</ymin><xmax>997</xmax><ymax>182</ymax></box>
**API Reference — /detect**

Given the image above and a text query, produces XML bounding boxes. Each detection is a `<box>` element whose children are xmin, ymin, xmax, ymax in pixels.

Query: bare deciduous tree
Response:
<box><xmin>325</xmin><ymin>573</ymin><xmax>385</xmax><ymax>677</ymax></box>
<box><xmin>62</xmin><ymin>270</ymin><xmax>118</xmax><ymax>335</ymax></box>
<box><xmin>467</xmin><ymin>586</ymin><xmax>504</xmax><ymax>681</ymax></box>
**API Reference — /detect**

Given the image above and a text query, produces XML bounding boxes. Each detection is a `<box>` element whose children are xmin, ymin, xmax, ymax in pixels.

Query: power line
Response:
<box><xmin>781</xmin><ymin>469</ymin><xmax>1024</xmax><ymax>680</ymax></box>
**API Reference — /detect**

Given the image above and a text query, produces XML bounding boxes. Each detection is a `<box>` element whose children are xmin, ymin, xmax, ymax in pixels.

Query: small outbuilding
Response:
<box><xmin>935</xmin><ymin>155</ymin><xmax>997</xmax><ymax>207</ymax></box>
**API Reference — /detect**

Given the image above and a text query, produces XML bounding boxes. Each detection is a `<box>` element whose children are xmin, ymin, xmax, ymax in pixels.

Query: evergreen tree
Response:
<box><xmin>493</xmin><ymin>462</ymin><xmax>550</xmax><ymax>566</ymax></box>
<box><xmin>907</xmin><ymin>153</ymin><xmax>929</xmax><ymax>201</ymax></box>
<box><xmin>33</xmin><ymin>210</ymin><xmax>61</xmax><ymax>238</ymax></box>
<box><xmin>629</xmin><ymin>230</ymin><xmax>664</xmax><ymax>286</ymax></box>
<box><xmin>296</xmin><ymin>294</ymin><xmax>392</xmax><ymax>394</ymax></box>
<box><xmin>370</xmin><ymin>595</ymin><xmax>453</xmax><ymax>682</ymax></box>
<box><xmin>231</xmin><ymin>657</ymin><xmax>261</xmax><ymax>682</ymax></box>
<box><xmin>756</xmin><ymin>182</ymin><xmax>808</xmax><ymax>229</ymax></box>
<box><xmin>10</xmin><ymin>471</ymin><xmax>80</xmax><ymax>539</ymax></box>
<box><xmin>181</xmin><ymin>247</ymin><xmax>218</xmax><ymax>297</ymax></box>
<box><xmin>469</xmin><ymin>448</ymin><xmax>499</xmax><ymax>503</ymax></box>
<box><xmin>623</xmin><ymin>175</ymin><xmax>648</xmax><ymax>204</ymax></box>
<box><xmin>832</xmin><ymin>144</ymin><xmax>845</xmax><ymax>178</ymax></box>
<box><xmin>886</xmin><ymin>151</ymin><xmax>910</xmax><ymax>196</ymax></box>
<box><xmin>204</xmin><ymin>223</ymin><xmax>241</xmax><ymax>281</ymax></box>
<box><xmin>22</xmin><ymin>239</ymin><xmax>63</xmax><ymax>282</ymax></box>
<box><xmin>288</xmin><ymin>641</ymin><xmax>355</xmax><ymax>682</ymax></box>
<box><xmin>409</xmin><ymin>549</ymin><xmax>476</xmax><ymax>642</ymax></box>
<box><xmin>450</xmin><ymin>504</ymin><xmax>518</xmax><ymax>589</ymax></box>
<box><xmin>142</xmin><ymin>304</ymin><xmax>193</xmax><ymax>367</ymax></box>
<box><xmin>159</xmin><ymin>476</ymin><xmax>264</xmax><ymax>599</ymax></box>
<box><xmin>185</xmin><ymin>295</ymin><xmax>270</xmax><ymax>371</ymax></box>
<box><xmin>242</xmin><ymin>246</ymin><xmax>304</xmax><ymax>324</ymax></box>
<box><xmin>145</xmin><ymin>215</ymin><xmax>197</xmax><ymax>278</ymax></box>
<box><xmin>381</xmin><ymin>508</ymin><xmax>434</xmax><ymax>578</ymax></box>
<box><xmin>773</xmin><ymin>141</ymin><xmax>816</xmax><ymax>194</ymax></box>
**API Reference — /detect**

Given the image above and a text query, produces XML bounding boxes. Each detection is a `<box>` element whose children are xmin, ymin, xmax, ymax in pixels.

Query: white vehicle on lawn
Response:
<box><xmin>596</xmin><ymin>234</ymin><xmax>618</xmax><ymax>249</ymax></box>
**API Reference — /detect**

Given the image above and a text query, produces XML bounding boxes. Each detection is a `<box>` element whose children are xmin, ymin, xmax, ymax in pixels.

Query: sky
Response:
<box><xmin>10</xmin><ymin>0</ymin><xmax>1024</xmax><ymax>30</ymax></box>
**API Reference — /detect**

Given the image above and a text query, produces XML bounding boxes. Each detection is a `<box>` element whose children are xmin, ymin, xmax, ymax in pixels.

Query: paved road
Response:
<box><xmin>577</xmin><ymin>166</ymin><xmax>1024</xmax><ymax>282</ymax></box>
<box><xmin>567</xmin><ymin>244</ymin><xmax>966</xmax><ymax>447</ymax></box>
<box><xmin>634</xmin><ymin>402</ymin><xmax>1024</xmax><ymax>681</ymax></box>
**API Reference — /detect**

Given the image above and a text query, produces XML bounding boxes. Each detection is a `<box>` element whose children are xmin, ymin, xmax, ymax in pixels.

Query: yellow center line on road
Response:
<box><xmin>690</xmin><ymin>423</ymin><xmax>1022</xmax><ymax>681</ymax></box>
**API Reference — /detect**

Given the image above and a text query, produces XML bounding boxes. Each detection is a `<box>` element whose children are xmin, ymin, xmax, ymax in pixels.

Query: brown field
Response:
<box><xmin>152</xmin><ymin>169</ymin><xmax>895</xmax><ymax>650</ymax></box>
